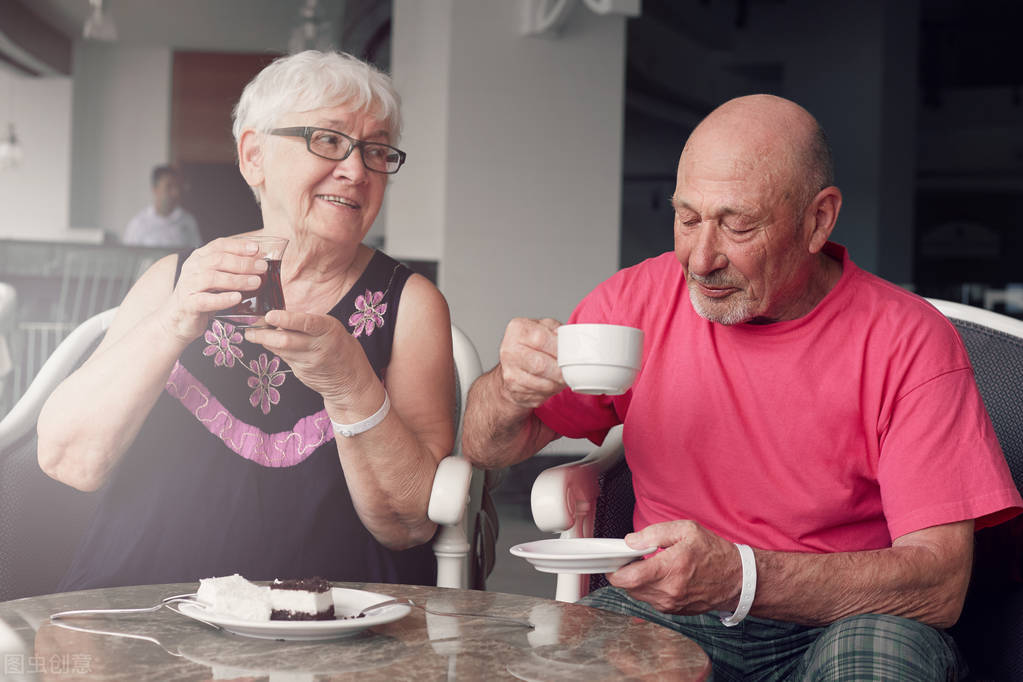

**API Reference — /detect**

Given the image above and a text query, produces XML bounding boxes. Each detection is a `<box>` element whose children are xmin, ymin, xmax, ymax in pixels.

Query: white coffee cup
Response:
<box><xmin>557</xmin><ymin>323</ymin><xmax>644</xmax><ymax>395</ymax></box>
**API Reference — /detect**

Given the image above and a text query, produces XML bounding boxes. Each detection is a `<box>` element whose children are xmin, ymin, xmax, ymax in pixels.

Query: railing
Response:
<box><xmin>0</xmin><ymin>240</ymin><xmax>174</xmax><ymax>415</ymax></box>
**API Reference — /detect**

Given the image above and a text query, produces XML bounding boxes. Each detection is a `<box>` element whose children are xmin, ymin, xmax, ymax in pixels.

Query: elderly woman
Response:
<box><xmin>37</xmin><ymin>51</ymin><xmax>454</xmax><ymax>589</ymax></box>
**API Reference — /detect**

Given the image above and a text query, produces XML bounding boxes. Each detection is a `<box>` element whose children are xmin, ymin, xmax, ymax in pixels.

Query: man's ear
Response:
<box><xmin>238</xmin><ymin>129</ymin><xmax>265</xmax><ymax>189</ymax></box>
<box><xmin>805</xmin><ymin>186</ymin><xmax>842</xmax><ymax>254</ymax></box>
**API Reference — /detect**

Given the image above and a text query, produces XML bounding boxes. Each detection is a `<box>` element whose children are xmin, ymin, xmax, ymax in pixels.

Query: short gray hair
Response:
<box><xmin>801</xmin><ymin>123</ymin><xmax>835</xmax><ymax>208</ymax></box>
<box><xmin>232</xmin><ymin>50</ymin><xmax>402</xmax><ymax>148</ymax></box>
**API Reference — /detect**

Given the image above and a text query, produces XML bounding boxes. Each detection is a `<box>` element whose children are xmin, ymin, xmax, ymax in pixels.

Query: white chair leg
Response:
<box><xmin>433</xmin><ymin>523</ymin><xmax>470</xmax><ymax>589</ymax></box>
<box><xmin>554</xmin><ymin>573</ymin><xmax>587</xmax><ymax>602</ymax></box>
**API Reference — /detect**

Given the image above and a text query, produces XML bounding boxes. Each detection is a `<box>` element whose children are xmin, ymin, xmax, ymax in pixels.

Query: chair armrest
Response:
<box><xmin>429</xmin><ymin>455</ymin><xmax>474</xmax><ymax>589</ymax></box>
<box><xmin>530</xmin><ymin>424</ymin><xmax>624</xmax><ymax>535</ymax></box>
<box><xmin>428</xmin><ymin>455</ymin><xmax>473</xmax><ymax>526</ymax></box>
<box><xmin>0</xmin><ymin>308</ymin><xmax>116</xmax><ymax>452</ymax></box>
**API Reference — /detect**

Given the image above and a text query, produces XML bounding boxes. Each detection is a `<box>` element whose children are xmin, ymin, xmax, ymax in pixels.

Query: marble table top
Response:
<box><xmin>0</xmin><ymin>582</ymin><xmax>710</xmax><ymax>680</ymax></box>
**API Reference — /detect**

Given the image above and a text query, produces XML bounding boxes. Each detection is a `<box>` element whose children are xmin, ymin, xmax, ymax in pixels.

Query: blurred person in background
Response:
<box><xmin>122</xmin><ymin>164</ymin><xmax>202</xmax><ymax>248</ymax></box>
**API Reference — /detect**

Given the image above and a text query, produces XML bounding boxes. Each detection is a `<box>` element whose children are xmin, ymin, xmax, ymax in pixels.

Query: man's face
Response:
<box><xmin>153</xmin><ymin>174</ymin><xmax>183</xmax><ymax>216</ymax></box>
<box><xmin>672</xmin><ymin>142</ymin><xmax>812</xmax><ymax>325</ymax></box>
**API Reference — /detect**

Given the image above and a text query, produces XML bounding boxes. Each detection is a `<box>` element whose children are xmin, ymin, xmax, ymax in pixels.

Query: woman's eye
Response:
<box><xmin>313</xmin><ymin>132</ymin><xmax>341</xmax><ymax>147</ymax></box>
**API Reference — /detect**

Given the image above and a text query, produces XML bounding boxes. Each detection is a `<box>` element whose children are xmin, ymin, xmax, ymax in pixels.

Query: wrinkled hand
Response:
<box><xmin>607</xmin><ymin>520</ymin><xmax>743</xmax><ymax>615</ymax></box>
<box><xmin>244</xmin><ymin>309</ymin><xmax>373</xmax><ymax>401</ymax></box>
<box><xmin>497</xmin><ymin>317</ymin><xmax>566</xmax><ymax>409</ymax></box>
<box><xmin>160</xmin><ymin>237</ymin><xmax>267</xmax><ymax>343</ymax></box>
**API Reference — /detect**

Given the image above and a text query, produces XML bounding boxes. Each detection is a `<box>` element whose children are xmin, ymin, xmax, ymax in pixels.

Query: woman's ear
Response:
<box><xmin>806</xmin><ymin>186</ymin><xmax>842</xmax><ymax>254</ymax></box>
<box><xmin>238</xmin><ymin>129</ymin><xmax>265</xmax><ymax>189</ymax></box>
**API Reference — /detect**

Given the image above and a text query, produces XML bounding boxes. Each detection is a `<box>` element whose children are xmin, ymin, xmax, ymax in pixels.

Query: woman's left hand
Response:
<box><xmin>243</xmin><ymin>309</ymin><xmax>375</xmax><ymax>402</ymax></box>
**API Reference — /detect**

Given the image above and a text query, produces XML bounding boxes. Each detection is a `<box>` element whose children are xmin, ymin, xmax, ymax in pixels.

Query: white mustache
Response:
<box><xmin>689</xmin><ymin>274</ymin><xmax>741</xmax><ymax>288</ymax></box>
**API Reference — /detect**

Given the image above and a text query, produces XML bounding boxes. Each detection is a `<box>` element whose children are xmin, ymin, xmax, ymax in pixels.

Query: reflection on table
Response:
<box><xmin>0</xmin><ymin>582</ymin><xmax>711</xmax><ymax>680</ymax></box>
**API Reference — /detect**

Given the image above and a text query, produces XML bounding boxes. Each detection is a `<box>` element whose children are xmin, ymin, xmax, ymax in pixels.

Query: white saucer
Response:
<box><xmin>509</xmin><ymin>538</ymin><xmax>655</xmax><ymax>574</ymax></box>
<box><xmin>169</xmin><ymin>587</ymin><xmax>411</xmax><ymax>641</ymax></box>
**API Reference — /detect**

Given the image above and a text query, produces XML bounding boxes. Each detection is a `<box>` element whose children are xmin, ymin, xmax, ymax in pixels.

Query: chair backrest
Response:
<box><xmin>925</xmin><ymin>299</ymin><xmax>1023</xmax><ymax>488</ymax></box>
<box><xmin>0</xmin><ymin>282</ymin><xmax>16</xmax><ymax>415</ymax></box>
<box><xmin>590</xmin><ymin>444</ymin><xmax>635</xmax><ymax>593</ymax></box>
<box><xmin>54</xmin><ymin>251</ymin><xmax>141</xmax><ymax>326</ymax></box>
<box><xmin>926</xmin><ymin>299</ymin><xmax>1023</xmax><ymax>681</ymax></box>
<box><xmin>442</xmin><ymin>324</ymin><xmax>500</xmax><ymax>590</ymax></box>
<box><xmin>0</xmin><ymin>307</ymin><xmax>115</xmax><ymax>601</ymax></box>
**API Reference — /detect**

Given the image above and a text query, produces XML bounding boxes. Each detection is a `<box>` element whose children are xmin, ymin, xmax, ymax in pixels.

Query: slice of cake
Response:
<box><xmin>270</xmin><ymin>577</ymin><xmax>335</xmax><ymax>621</ymax></box>
<box><xmin>196</xmin><ymin>574</ymin><xmax>271</xmax><ymax>621</ymax></box>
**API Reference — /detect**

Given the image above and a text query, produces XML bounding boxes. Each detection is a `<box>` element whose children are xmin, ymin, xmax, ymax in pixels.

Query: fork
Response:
<box><xmin>49</xmin><ymin>593</ymin><xmax>204</xmax><ymax>621</ymax></box>
<box><xmin>354</xmin><ymin>598</ymin><xmax>533</xmax><ymax>629</ymax></box>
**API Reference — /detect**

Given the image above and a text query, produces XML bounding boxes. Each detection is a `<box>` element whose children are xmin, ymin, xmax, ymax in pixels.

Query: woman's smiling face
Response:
<box><xmin>256</xmin><ymin>104</ymin><xmax>392</xmax><ymax>245</ymax></box>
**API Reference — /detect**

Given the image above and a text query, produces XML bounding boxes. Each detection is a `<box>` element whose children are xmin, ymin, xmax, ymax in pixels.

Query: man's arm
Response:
<box><xmin>461</xmin><ymin>317</ymin><xmax>565</xmax><ymax>468</ymax></box>
<box><xmin>612</xmin><ymin>519</ymin><xmax>973</xmax><ymax>628</ymax></box>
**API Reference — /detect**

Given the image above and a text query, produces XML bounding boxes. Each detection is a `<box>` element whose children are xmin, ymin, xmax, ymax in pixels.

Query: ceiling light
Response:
<box><xmin>0</xmin><ymin>124</ymin><xmax>23</xmax><ymax>171</ymax></box>
<box><xmin>288</xmin><ymin>0</ymin><xmax>335</xmax><ymax>54</ymax></box>
<box><xmin>83</xmin><ymin>0</ymin><xmax>117</xmax><ymax>42</ymax></box>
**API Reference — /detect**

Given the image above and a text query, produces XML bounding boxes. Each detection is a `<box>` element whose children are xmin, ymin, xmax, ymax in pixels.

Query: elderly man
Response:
<box><xmin>462</xmin><ymin>95</ymin><xmax>1022</xmax><ymax>680</ymax></box>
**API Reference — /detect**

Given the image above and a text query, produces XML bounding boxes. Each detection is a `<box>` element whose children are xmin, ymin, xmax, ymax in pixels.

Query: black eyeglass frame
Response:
<box><xmin>268</xmin><ymin>126</ymin><xmax>407</xmax><ymax>174</ymax></box>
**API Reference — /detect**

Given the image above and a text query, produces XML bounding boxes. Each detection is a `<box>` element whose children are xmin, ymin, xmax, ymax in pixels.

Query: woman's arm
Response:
<box><xmin>37</xmin><ymin>255</ymin><xmax>185</xmax><ymax>490</ymax></box>
<box><xmin>247</xmin><ymin>273</ymin><xmax>456</xmax><ymax>550</ymax></box>
<box><xmin>336</xmin><ymin>273</ymin><xmax>455</xmax><ymax>549</ymax></box>
<box><xmin>38</xmin><ymin>240</ymin><xmax>268</xmax><ymax>491</ymax></box>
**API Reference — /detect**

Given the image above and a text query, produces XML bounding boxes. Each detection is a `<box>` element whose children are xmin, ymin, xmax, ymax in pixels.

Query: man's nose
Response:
<box><xmin>687</xmin><ymin>223</ymin><xmax>728</xmax><ymax>276</ymax></box>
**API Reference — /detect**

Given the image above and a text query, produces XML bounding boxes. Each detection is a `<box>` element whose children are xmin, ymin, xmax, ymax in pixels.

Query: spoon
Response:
<box><xmin>354</xmin><ymin>598</ymin><xmax>533</xmax><ymax>629</ymax></box>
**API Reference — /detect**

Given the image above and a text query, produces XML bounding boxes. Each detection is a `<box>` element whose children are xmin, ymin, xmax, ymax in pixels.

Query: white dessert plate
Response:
<box><xmin>168</xmin><ymin>587</ymin><xmax>411</xmax><ymax>641</ymax></box>
<box><xmin>509</xmin><ymin>538</ymin><xmax>656</xmax><ymax>574</ymax></box>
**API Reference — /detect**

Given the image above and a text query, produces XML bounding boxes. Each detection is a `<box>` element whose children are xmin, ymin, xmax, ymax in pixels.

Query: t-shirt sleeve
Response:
<box><xmin>122</xmin><ymin>214</ymin><xmax>143</xmax><ymax>245</ymax></box>
<box><xmin>879</xmin><ymin>365</ymin><xmax>1022</xmax><ymax>540</ymax></box>
<box><xmin>533</xmin><ymin>272</ymin><xmax>629</xmax><ymax>445</ymax></box>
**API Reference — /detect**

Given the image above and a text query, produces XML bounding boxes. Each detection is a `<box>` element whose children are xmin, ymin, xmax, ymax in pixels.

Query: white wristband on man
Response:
<box><xmin>719</xmin><ymin>543</ymin><xmax>757</xmax><ymax>627</ymax></box>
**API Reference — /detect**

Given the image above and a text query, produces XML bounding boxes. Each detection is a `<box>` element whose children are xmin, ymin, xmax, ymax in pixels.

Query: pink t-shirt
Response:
<box><xmin>535</xmin><ymin>243</ymin><xmax>1022</xmax><ymax>553</ymax></box>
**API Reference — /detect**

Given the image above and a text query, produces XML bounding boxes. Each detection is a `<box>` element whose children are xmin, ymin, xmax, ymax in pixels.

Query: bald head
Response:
<box><xmin>671</xmin><ymin>94</ymin><xmax>843</xmax><ymax>325</ymax></box>
<box><xmin>683</xmin><ymin>95</ymin><xmax>833</xmax><ymax>211</ymax></box>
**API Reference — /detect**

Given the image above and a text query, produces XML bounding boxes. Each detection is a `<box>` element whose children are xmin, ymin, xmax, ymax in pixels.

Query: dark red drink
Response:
<box><xmin>217</xmin><ymin>258</ymin><xmax>286</xmax><ymax>328</ymax></box>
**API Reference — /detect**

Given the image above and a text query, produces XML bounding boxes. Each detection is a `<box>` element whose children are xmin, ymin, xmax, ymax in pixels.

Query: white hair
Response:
<box><xmin>232</xmin><ymin>50</ymin><xmax>402</xmax><ymax>147</ymax></box>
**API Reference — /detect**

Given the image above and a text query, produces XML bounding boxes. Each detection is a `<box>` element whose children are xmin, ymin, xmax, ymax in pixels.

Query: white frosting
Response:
<box><xmin>196</xmin><ymin>574</ymin><xmax>271</xmax><ymax>622</ymax></box>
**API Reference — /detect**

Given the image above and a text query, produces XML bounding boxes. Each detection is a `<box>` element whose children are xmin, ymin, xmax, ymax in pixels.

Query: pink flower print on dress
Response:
<box><xmin>348</xmin><ymin>289</ymin><xmax>388</xmax><ymax>338</ymax></box>
<box><xmin>247</xmin><ymin>352</ymin><xmax>287</xmax><ymax>415</ymax></box>
<box><xmin>203</xmin><ymin>319</ymin><xmax>244</xmax><ymax>368</ymax></box>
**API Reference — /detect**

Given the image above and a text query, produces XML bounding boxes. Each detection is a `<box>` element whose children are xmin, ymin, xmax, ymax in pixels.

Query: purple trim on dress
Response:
<box><xmin>165</xmin><ymin>361</ymin><xmax>334</xmax><ymax>468</ymax></box>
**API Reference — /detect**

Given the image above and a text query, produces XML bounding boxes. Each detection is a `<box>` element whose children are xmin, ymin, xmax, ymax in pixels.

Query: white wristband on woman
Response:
<box><xmin>719</xmin><ymin>543</ymin><xmax>756</xmax><ymax>627</ymax></box>
<box><xmin>331</xmin><ymin>391</ymin><xmax>390</xmax><ymax>438</ymax></box>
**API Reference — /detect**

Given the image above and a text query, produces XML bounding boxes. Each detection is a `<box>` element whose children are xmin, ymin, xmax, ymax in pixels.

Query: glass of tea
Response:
<box><xmin>215</xmin><ymin>235</ymin><xmax>288</xmax><ymax>328</ymax></box>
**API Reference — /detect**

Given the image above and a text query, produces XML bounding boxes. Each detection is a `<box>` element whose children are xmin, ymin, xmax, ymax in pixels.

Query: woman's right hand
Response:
<box><xmin>160</xmin><ymin>237</ymin><xmax>267</xmax><ymax>343</ymax></box>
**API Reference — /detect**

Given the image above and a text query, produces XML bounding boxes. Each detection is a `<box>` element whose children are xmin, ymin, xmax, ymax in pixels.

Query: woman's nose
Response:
<box><xmin>333</xmin><ymin>147</ymin><xmax>368</xmax><ymax>182</ymax></box>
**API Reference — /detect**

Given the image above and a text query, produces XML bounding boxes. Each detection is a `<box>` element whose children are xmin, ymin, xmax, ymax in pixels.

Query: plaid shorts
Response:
<box><xmin>580</xmin><ymin>586</ymin><xmax>965</xmax><ymax>681</ymax></box>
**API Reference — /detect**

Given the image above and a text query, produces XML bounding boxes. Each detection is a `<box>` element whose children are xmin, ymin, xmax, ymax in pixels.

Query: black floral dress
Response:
<box><xmin>60</xmin><ymin>250</ymin><xmax>437</xmax><ymax>590</ymax></box>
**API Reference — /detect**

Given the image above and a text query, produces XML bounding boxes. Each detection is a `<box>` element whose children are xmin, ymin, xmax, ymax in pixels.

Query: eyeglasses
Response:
<box><xmin>269</xmin><ymin>126</ymin><xmax>407</xmax><ymax>174</ymax></box>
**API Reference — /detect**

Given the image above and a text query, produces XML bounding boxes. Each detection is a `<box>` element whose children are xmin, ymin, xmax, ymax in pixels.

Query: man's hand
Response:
<box><xmin>497</xmin><ymin>317</ymin><xmax>566</xmax><ymax>408</ymax></box>
<box><xmin>608</xmin><ymin>520</ymin><xmax>743</xmax><ymax>615</ymax></box>
<box><xmin>608</xmin><ymin>520</ymin><xmax>974</xmax><ymax>627</ymax></box>
<box><xmin>460</xmin><ymin>317</ymin><xmax>566</xmax><ymax>469</ymax></box>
